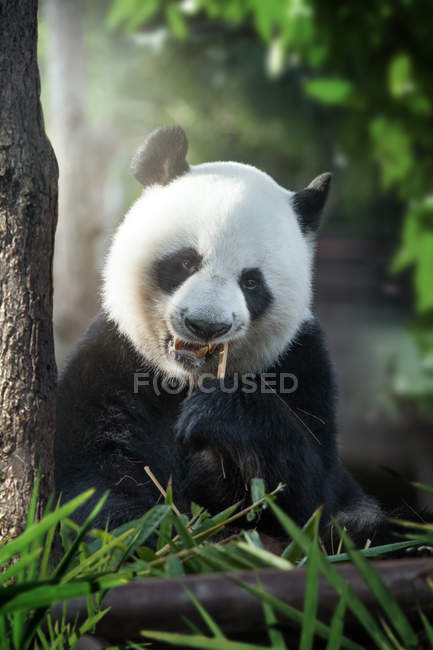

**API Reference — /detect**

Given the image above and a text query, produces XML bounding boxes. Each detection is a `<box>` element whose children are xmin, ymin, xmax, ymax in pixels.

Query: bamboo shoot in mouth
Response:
<box><xmin>217</xmin><ymin>342</ymin><xmax>229</xmax><ymax>379</ymax></box>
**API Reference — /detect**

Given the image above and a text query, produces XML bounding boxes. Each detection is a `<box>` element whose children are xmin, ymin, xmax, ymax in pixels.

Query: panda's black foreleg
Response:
<box><xmin>173</xmin><ymin>377</ymin><xmax>336</xmax><ymax>536</ymax></box>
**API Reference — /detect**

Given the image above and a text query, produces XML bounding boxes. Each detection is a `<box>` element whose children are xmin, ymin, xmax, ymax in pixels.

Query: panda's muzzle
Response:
<box><xmin>167</xmin><ymin>316</ymin><xmax>232</xmax><ymax>367</ymax></box>
<box><xmin>184</xmin><ymin>317</ymin><xmax>231</xmax><ymax>340</ymax></box>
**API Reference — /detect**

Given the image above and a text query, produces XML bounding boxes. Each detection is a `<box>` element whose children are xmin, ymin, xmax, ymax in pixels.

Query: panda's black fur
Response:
<box><xmin>55</xmin><ymin>126</ymin><xmax>407</xmax><ymax>549</ymax></box>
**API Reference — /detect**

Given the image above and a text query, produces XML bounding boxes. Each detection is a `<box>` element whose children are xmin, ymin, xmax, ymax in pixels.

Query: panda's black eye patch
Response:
<box><xmin>153</xmin><ymin>247</ymin><xmax>202</xmax><ymax>294</ymax></box>
<box><xmin>239</xmin><ymin>268</ymin><xmax>273</xmax><ymax>319</ymax></box>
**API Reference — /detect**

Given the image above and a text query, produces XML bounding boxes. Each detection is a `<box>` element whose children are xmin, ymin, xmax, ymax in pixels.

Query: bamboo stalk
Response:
<box><xmin>217</xmin><ymin>342</ymin><xmax>229</xmax><ymax>379</ymax></box>
<box><xmin>144</xmin><ymin>465</ymin><xmax>182</xmax><ymax>517</ymax></box>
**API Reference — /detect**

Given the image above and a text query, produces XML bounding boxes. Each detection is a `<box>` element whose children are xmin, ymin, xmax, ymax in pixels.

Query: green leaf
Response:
<box><xmin>369</xmin><ymin>117</ymin><xmax>413</xmax><ymax>189</ymax></box>
<box><xmin>0</xmin><ymin>548</ymin><xmax>42</xmax><ymax>586</ymax></box>
<box><xmin>106</xmin><ymin>0</ymin><xmax>159</xmax><ymax>32</ymax></box>
<box><xmin>52</xmin><ymin>491</ymin><xmax>110</xmax><ymax>580</ymax></box>
<box><xmin>62</xmin><ymin>528</ymin><xmax>133</xmax><ymax>581</ymax></box>
<box><xmin>165</xmin><ymin>3</ymin><xmax>188</xmax><ymax>39</ymax></box>
<box><xmin>250</xmin><ymin>477</ymin><xmax>266</xmax><ymax>504</ymax></box>
<box><xmin>388</xmin><ymin>53</ymin><xmax>414</xmax><ymax>98</ymax></box>
<box><xmin>327</xmin><ymin>540</ymin><xmax>420</xmax><ymax>563</ymax></box>
<box><xmin>114</xmin><ymin>505</ymin><xmax>171</xmax><ymax>568</ymax></box>
<box><xmin>0</xmin><ymin>574</ymin><xmax>128</xmax><ymax>615</ymax></box>
<box><xmin>173</xmin><ymin>514</ymin><xmax>197</xmax><ymax>550</ymax></box>
<box><xmin>141</xmin><ymin>630</ymin><xmax>270</xmax><ymax>649</ymax></box>
<box><xmin>303</xmin><ymin>78</ymin><xmax>353</xmax><ymax>105</ymax></box>
<box><xmin>415</xmin><ymin>234</ymin><xmax>433</xmax><ymax>314</ymax></box>
<box><xmin>235</xmin><ymin>542</ymin><xmax>294</xmax><ymax>570</ymax></box>
<box><xmin>193</xmin><ymin>545</ymin><xmax>257</xmax><ymax>572</ymax></box>
<box><xmin>166</xmin><ymin>554</ymin><xmax>185</xmax><ymax>577</ymax></box>
<box><xmin>157</xmin><ymin>509</ymin><xmax>174</xmax><ymax>552</ymax></box>
<box><xmin>282</xmin><ymin>507</ymin><xmax>322</xmax><ymax>563</ymax></box>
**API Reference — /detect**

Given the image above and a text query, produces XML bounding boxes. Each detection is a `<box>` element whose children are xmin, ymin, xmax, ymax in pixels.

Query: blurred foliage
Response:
<box><xmin>39</xmin><ymin>0</ymin><xmax>408</xmax><ymax>237</ymax></box>
<box><xmin>103</xmin><ymin>0</ymin><xmax>433</xmax><ymax>421</ymax></box>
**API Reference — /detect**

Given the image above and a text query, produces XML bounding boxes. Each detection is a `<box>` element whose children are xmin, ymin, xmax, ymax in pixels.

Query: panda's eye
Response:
<box><xmin>182</xmin><ymin>258</ymin><xmax>198</xmax><ymax>273</ymax></box>
<box><xmin>243</xmin><ymin>277</ymin><xmax>259</xmax><ymax>290</ymax></box>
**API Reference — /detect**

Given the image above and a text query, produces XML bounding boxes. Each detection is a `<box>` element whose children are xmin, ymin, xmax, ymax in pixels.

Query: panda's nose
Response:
<box><xmin>184</xmin><ymin>317</ymin><xmax>231</xmax><ymax>341</ymax></box>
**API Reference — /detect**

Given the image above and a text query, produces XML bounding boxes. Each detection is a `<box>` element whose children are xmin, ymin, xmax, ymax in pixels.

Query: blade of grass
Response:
<box><xmin>327</xmin><ymin>540</ymin><xmax>419</xmax><ymax>563</ymax></box>
<box><xmin>114</xmin><ymin>505</ymin><xmax>171</xmax><ymax>569</ymax></box>
<box><xmin>410</xmin><ymin>481</ymin><xmax>433</xmax><ymax>495</ymax></box>
<box><xmin>12</xmin><ymin>472</ymin><xmax>41</xmax><ymax>650</ymax></box>
<box><xmin>157</xmin><ymin>508</ymin><xmax>174</xmax><ymax>552</ymax></box>
<box><xmin>419</xmin><ymin>610</ymin><xmax>433</xmax><ymax>646</ymax></box>
<box><xmin>20</xmin><ymin>492</ymin><xmax>110</xmax><ymax>649</ymax></box>
<box><xmin>325</xmin><ymin>589</ymin><xmax>347</xmax><ymax>650</ymax></box>
<box><xmin>235</xmin><ymin>542</ymin><xmax>294</xmax><ymax>570</ymax></box>
<box><xmin>171</xmin><ymin>513</ymin><xmax>197</xmax><ymax>550</ymax></box>
<box><xmin>166</xmin><ymin>554</ymin><xmax>185</xmax><ymax>576</ymax></box>
<box><xmin>211</xmin><ymin>543</ymin><xmax>274</xmax><ymax>571</ymax></box>
<box><xmin>265</xmin><ymin>498</ymin><xmax>392</xmax><ymax>650</ymax></box>
<box><xmin>183</xmin><ymin>586</ymin><xmax>225</xmax><ymax>639</ymax></box>
<box><xmin>300</xmin><ymin>514</ymin><xmax>321</xmax><ymax>650</ymax></box>
<box><xmin>258</xmin><ymin>576</ymin><xmax>286</xmax><ymax>650</ymax></box>
<box><xmin>0</xmin><ymin>490</ymin><xmax>95</xmax><ymax>567</ymax></box>
<box><xmin>0</xmin><ymin>615</ymin><xmax>11</xmax><ymax>650</ymax></box>
<box><xmin>231</xmin><ymin>578</ymin><xmax>363</xmax><ymax>650</ymax></box>
<box><xmin>281</xmin><ymin>507</ymin><xmax>323</xmax><ymax>563</ymax></box>
<box><xmin>379</xmin><ymin>617</ymin><xmax>405</xmax><ymax>650</ymax></box>
<box><xmin>141</xmin><ymin>630</ymin><xmax>271</xmax><ymax>649</ymax></box>
<box><xmin>52</xmin><ymin>491</ymin><xmax>109</xmax><ymax>580</ymax></box>
<box><xmin>0</xmin><ymin>574</ymin><xmax>129</xmax><ymax>615</ymax></box>
<box><xmin>335</xmin><ymin>522</ymin><xmax>418</xmax><ymax>648</ymax></box>
<box><xmin>0</xmin><ymin>548</ymin><xmax>42</xmax><ymax>586</ymax></box>
<box><xmin>262</xmin><ymin>601</ymin><xmax>286</xmax><ymax>649</ymax></box>
<box><xmin>39</xmin><ymin>497</ymin><xmax>62</xmax><ymax>579</ymax></box>
<box><xmin>62</xmin><ymin>528</ymin><xmax>134</xmax><ymax>581</ymax></box>
<box><xmin>388</xmin><ymin>518</ymin><xmax>433</xmax><ymax>532</ymax></box>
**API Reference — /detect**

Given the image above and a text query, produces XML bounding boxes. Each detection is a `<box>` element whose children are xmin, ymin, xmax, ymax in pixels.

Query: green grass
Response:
<box><xmin>1</xmin><ymin>478</ymin><xmax>432</xmax><ymax>649</ymax></box>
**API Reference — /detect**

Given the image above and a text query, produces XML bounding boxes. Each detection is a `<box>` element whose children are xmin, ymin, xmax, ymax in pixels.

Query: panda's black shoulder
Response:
<box><xmin>58</xmin><ymin>313</ymin><xmax>141</xmax><ymax>400</ymax></box>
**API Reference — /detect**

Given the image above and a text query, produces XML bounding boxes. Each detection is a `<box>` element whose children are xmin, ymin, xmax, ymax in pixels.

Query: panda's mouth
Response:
<box><xmin>168</xmin><ymin>337</ymin><xmax>218</xmax><ymax>367</ymax></box>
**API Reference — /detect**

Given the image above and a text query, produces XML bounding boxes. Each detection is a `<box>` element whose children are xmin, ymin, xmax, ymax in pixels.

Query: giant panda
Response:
<box><xmin>55</xmin><ymin>125</ymin><xmax>387</xmax><ymax>547</ymax></box>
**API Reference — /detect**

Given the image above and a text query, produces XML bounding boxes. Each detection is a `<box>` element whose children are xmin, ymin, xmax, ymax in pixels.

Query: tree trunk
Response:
<box><xmin>44</xmin><ymin>0</ymin><xmax>113</xmax><ymax>366</ymax></box>
<box><xmin>0</xmin><ymin>0</ymin><xmax>58</xmax><ymax>541</ymax></box>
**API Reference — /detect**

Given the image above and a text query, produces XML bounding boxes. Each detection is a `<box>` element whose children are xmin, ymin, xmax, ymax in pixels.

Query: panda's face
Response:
<box><xmin>103</xmin><ymin>161</ymin><xmax>316</xmax><ymax>381</ymax></box>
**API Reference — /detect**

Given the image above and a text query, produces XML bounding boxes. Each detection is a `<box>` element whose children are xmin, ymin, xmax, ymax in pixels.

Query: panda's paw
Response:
<box><xmin>175</xmin><ymin>378</ymin><xmax>238</xmax><ymax>450</ymax></box>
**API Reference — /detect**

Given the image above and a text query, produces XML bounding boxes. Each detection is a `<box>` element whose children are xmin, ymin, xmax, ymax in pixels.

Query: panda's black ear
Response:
<box><xmin>131</xmin><ymin>125</ymin><xmax>189</xmax><ymax>188</ymax></box>
<box><xmin>292</xmin><ymin>172</ymin><xmax>332</xmax><ymax>234</ymax></box>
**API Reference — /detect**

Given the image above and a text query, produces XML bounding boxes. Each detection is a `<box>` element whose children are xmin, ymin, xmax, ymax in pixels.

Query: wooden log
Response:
<box><xmin>50</xmin><ymin>558</ymin><xmax>433</xmax><ymax>644</ymax></box>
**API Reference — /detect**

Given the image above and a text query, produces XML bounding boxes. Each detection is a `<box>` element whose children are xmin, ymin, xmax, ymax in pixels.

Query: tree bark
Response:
<box><xmin>44</xmin><ymin>0</ymin><xmax>113</xmax><ymax>366</ymax></box>
<box><xmin>0</xmin><ymin>0</ymin><xmax>58</xmax><ymax>541</ymax></box>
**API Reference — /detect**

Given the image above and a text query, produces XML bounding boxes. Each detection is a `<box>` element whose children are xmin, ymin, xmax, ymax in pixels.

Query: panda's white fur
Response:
<box><xmin>103</xmin><ymin>161</ymin><xmax>313</xmax><ymax>381</ymax></box>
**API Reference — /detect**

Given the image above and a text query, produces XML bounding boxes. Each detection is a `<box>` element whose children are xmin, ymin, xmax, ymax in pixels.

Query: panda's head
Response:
<box><xmin>103</xmin><ymin>126</ymin><xmax>331</xmax><ymax>382</ymax></box>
